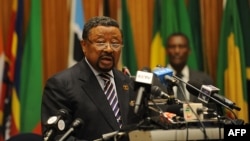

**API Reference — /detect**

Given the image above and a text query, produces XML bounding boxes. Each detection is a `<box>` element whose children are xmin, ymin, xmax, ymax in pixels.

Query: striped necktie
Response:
<box><xmin>99</xmin><ymin>73</ymin><xmax>122</xmax><ymax>128</ymax></box>
<box><xmin>176</xmin><ymin>73</ymin><xmax>186</xmax><ymax>101</ymax></box>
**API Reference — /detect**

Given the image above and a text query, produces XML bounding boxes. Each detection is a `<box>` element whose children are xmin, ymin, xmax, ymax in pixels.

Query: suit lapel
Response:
<box><xmin>78</xmin><ymin>60</ymin><xmax>121</xmax><ymax>130</ymax></box>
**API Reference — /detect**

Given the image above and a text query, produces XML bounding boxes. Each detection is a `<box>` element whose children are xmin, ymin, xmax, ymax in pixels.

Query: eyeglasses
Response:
<box><xmin>87</xmin><ymin>39</ymin><xmax>123</xmax><ymax>50</ymax></box>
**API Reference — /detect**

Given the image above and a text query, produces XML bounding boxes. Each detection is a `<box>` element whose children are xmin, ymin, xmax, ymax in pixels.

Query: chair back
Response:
<box><xmin>6</xmin><ymin>133</ymin><xmax>43</xmax><ymax>141</ymax></box>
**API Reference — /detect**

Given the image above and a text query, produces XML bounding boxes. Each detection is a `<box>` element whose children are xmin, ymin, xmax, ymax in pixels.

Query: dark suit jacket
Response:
<box><xmin>41</xmin><ymin>59</ymin><xmax>139</xmax><ymax>141</ymax></box>
<box><xmin>188</xmin><ymin>69</ymin><xmax>225</xmax><ymax>116</ymax></box>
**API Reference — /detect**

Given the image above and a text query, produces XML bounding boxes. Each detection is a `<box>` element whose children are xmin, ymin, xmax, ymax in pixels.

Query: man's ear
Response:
<box><xmin>80</xmin><ymin>40</ymin><xmax>86</xmax><ymax>54</ymax></box>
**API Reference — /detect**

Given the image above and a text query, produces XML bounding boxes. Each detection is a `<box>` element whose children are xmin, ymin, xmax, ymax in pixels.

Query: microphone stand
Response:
<box><xmin>135</xmin><ymin>90</ymin><xmax>168</xmax><ymax>130</ymax></box>
<box><xmin>173</xmin><ymin>81</ymin><xmax>209</xmax><ymax>140</ymax></box>
<box><xmin>165</xmin><ymin>83</ymin><xmax>176</xmax><ymax>105</ymax></box>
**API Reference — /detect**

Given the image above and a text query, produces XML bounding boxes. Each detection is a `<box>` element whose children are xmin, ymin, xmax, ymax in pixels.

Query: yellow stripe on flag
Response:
<box><xmin>225</xmin><ymin>33</ymin><xmax>248</xmax><ymax>122</ymax></box>
<box><xmin>246</xmin><ymin>68</ymin><xmax>250</xmax><ymax>80</ymax></box>
<box><xmin>150</xmin><ymin>32</ymin><xmax>166</xmax><ymax>69</ymax></box>
<box><xmin>11</xmin><ymin>89</ymin><xmax>20</xmax><ymax>131</ymax></box>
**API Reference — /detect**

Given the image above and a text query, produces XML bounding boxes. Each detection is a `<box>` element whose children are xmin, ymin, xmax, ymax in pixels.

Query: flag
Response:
<box><xmin>217</xmin><ymin>0</ymin><xmax>248</xmax><ymax>123</ymax></box>
<box><xmin>0</xmin><ymin>19</ymin><xmax>4</xmax><ymax>100</ymax></box>
<box><xmin>19</xmin><ymin>0</ymin><xmax>43</xmax><ymax>134</ymax></box>
<box><xmin>0</xmin><ymin>14</ymin><xmax>5</xmax><ymax>141</ymax></box>
<box><xmin>68</xmin><ymin>0</ymin><xmax>85</xmax><ymax>67</ymax></box>
<box><xmin>121</xmin><ymin>0</ymin><xmax>138</xmax><ymax>75</ymax></box>
<box><xmin>188</xmin><ymin>0</ymin><xmax>203</xmax><ymax>71</ymax></box>
<box><xmin>149</xmin><ymin>0</ymin><xmax>166</xmax><ymax>69</ymax></box>
<box><xmin>150</xmin><ymin>0</ymin><xmax>198</xmax><ymax>70</ymax></box>
<box><xmin>10</xmin><ymin>0</ymin><xmax>24</xmax><ymax>136</ymax></box>
<box><xmin>1</xmin><ymin>0</ymin><xmax>23</xmax><ymax>139</ymax></box>
<box><xmin>237</xmin><ymin>0</ymin><xmax>250</xmax><ymax>121</ymax></box>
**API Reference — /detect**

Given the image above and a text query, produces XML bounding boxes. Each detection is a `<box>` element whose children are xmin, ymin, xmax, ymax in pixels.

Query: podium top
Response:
<box><xmin>128</xmin><ymin>128</ymin><xmax>224</xmax><ymax>141</ymax></box>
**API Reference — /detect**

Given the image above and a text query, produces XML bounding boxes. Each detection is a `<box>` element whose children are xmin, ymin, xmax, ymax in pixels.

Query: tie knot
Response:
<box><xmin>99</xmin><ymin>73</ymin><xmax>111</xmax><ymax>82</ymax></box>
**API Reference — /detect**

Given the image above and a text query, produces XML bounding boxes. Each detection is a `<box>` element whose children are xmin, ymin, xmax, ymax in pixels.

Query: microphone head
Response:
<box><xmin>150</xmin><ymin>85</ymin><xmax>161</xmax><ymax>97</ymax></box>
<box><xmin>165</xmin><ymin>75</ymin><xmax>179</xmax><ymax>85</ymax></box>
<box><xmin>47</xmin><ymin>109</ymin><xmax>69</xmax><ymax>125</ymax></box>
<box><xmin>45</xmin><ymin>109</ymin><xmax>70</xmax><ymax>133</ymax></box>
<box><xmin>153</xmin><ymin>67</ymin><xmax>173</xmax><ymax>86</ymax></box>
<box><xmin>122</xmin><ymin>66</ymin><xmax>128</xmax><ymax>71</ymax></box>
<box><xmin>186</xmin><ymin>80</ymin><xmax>202</xmax><ymax>97</ymax></box>
<box><xmin>134</xmin><ymin>67</ymin><xmax>154</xmax><ymax>92</ymax></box>
<box><xmin>165</xmin><ymin>104</ymin><xmax>183</xmax><ymax>116</ymax></box>
<box><xmin>186</xmin><ymin>80</ymin><xmax>221</xmax><ymax>103</ymax></box>
<box><xmin>57</xmin><ymin>109</ymin><xmax>69</xmax><ymax>117</ymax></box>
<box><xmin>71</xmin><ymin>118</ymin><xmax>84</xmax><ymax>129</ymax></box>
<box><xmin>122</xmin><ymin>66</ymin><xmax>131</xmax><ymax>76</ymax></box>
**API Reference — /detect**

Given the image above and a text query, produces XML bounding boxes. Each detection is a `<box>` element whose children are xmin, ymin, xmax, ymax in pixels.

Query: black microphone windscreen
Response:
<box><xmin>186</xmin><ymin>80</ymin><xmax>203</xmax><ymax>97</ymax></box>
<box><xmin>57</xmin><ymin>109</ymin><xmax>69</xmax><ymax>116</ymax></box>
<box><xmin>72</xmin><ymin>118</ymin><xmax>84</xmax><ymax>128</ymax></box>
<box><xmin>165</xmin><ymin>104</ymin><xmax>183</xmax><ymax>116</ymax></box>
<box><xmin>151</xmin><ymin>85</ymin><xmax>161</xmax><ymax>97</ymax></box>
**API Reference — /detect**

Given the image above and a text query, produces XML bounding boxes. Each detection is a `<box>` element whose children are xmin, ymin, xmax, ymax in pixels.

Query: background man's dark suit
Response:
<box><xmin>41</xmin><ymin>59</ymin><xmax>139</xmax><ymax>140</ymax></box>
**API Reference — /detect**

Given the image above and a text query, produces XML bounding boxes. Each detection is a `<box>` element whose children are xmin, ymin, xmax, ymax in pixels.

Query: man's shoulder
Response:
<box><xmin>113</xmin><ymin>68</ymin><xmax>132</xmax><ymax>81</ymax></box>
<box><xmin>47</xmin><ymin>61</ymin><xmax>86</xmax><ymax>81</ymax></box>
<box><xmin>189</xmin><ymin>69</ymin><xmax>214</xmax><ymax>85</ymax></box>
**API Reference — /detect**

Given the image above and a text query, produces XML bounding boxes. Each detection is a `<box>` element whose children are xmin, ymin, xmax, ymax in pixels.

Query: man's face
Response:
<box><xmin>81</xmin><ymin>26</ymin><xmax>122</xmax><ymax>72</ymax></box>
<box><xmin>166</xmin><ymin>35</ymin><xmax>190</xmax><ymax>68</ymax></box>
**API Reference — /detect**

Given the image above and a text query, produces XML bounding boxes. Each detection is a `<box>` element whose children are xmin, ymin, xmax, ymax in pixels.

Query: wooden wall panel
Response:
<box><xmin>201</xmin><ymin>0</ymin><xmax>223</xmax><ymax>82</ymax></box>
<box><xmin>127</xmin><ymin>0</ymin><xmax>154</xmax><ymax>69</ymax></box>
<box><xmin>83</xmin><ymin>0</ymin><xmax>101</xmax><ymax>21</ymax></box>
<box><xmin>42</xmin><ymin>0</ymin><xmax>70</xmax><ymax>83</ymax></box>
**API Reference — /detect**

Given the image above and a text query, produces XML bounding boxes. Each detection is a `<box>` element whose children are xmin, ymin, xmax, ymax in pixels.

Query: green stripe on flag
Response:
<box><xmin>20</xmin><ymin>0</ymin><xmax>43</xmax><ymax>132</ymax></box>
<box><xmin>121</xmin><ymin>0</ymin><xmax>138</xmax><ymax>75</ymax></box>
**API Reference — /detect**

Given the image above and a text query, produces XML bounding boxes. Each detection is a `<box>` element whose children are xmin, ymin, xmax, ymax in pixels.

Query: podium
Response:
<box><xmin>128</xmin><ymin>128</ymin><xmax>224</xmax><ymax>141</ymax></box>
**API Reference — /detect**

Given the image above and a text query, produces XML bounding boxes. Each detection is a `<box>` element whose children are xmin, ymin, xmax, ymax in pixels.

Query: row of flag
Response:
<box><xmin>0</xmin><ymin>0</ymin><xmax>43</xmax><ymax>140</ymax></box>
<box><xmin>0</xmin><ymin>0</ymin><xmax>249</xmax><ymax>140</ymax></box>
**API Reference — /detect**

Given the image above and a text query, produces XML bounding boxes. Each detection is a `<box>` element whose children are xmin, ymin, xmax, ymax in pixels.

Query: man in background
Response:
<box><xmin>165</xmin><ymin>32</ymin><xmax>214</xmax><ymax>103</ymax></box>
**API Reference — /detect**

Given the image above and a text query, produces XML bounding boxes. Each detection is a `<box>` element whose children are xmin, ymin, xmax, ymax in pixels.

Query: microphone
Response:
<box><xmin>44</xmin><ymin>109</ymin><xmax>69</xmax><ymax>141</ymax></box>
<box><xmin>186</xmin><ymin>80</ymin><xmax>241</xmax><ymax>111</ymax></box>
<box><xmin>134</xmin><ymin>67</ymin><xmax>154</xmax><ymax>114</ymax></box>
<box><xmin>152</xmin><ymin>67</ymin><xmax>173</xmax><ymax>87</ymax></box>
<box><xmin>93</xmin><ymin>125</ymin><xmax>138</xmax><ymax>141</ymax></box>
<box><xmin>153</xmin><ymin>67</ymin><xmax>177</xmax><ymax>97</ymax></box>
<box><xmin>122</xmin><ymin>66</ymin><xmax>131</xmax><ymax>77</ymax></box>
<box><xmin>164</xmin><ymin>75</ymin><xmax>179</xmax><ymax>86</ymax></box>
<box><xmin>151</xmin><ymin>85</ymin><xmax>183</xmax><ymax>104</ymax></box>
<box><xmin>93</xmin><ymin>131</ymin><xmax>126</xmax><ymax>141</ymax></box>
<box><xmin>57</xmin><ymin>118</ymin><xmax>84</xmax><ymax>141</ymax></box>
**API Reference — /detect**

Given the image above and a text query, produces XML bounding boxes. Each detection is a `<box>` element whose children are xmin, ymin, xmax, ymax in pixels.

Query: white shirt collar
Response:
<box><xmin>166</xmin><ymin>64</ymin><xmax>189</xmax><ymax>78</ymax></box>
<box><xmin>85</xmin><ymin>57</ymin><xmax>114</xmax><ymax>77</ymax></box>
